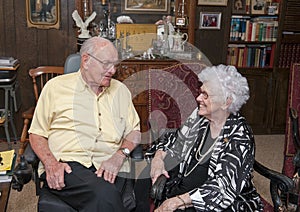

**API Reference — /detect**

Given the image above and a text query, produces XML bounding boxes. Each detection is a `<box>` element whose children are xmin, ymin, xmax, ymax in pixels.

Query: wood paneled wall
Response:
<box><xmin>0</xmin><ymin>0</ymin><xmax>230</xmax><ymax>139</ymax></box>
<box><xmin>0</xmin><ymin>1</ymin><xmax>179</xmax><ymax>137</ymax></box>
<box><xmin>0</xmin><ymin>1</ymin><xmax>78</xmax><ymax>136</ymax></box>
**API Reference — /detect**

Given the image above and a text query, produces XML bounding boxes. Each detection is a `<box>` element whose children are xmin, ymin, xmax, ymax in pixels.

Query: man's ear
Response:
<box><xmin>81</xmin><ymin>53</ymin><xmax>89</xmax><ymax>69</ymax></box>
<box><xmin>221</xmin><ymin>97</ymin><xmax>232</xmax><ymax>110</ymax></box>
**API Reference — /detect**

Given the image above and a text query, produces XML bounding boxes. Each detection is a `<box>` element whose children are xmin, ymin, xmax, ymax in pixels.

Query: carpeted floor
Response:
<box><xmin>1</xmin><ymin>134</ymin><xmax>285</xmax><ymax>212</ymax></box>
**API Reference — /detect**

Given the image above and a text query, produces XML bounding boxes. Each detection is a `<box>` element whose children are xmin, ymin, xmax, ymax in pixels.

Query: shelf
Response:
<box><xmin>281</xmin><ymin>34</ymin><xmax>300</xmax><ymax>43</ymax></box>
<box><xmin>228</xmin><ymin>41</ymin><xmax>276</xmax><ymax>44</ymax></box>
<box><xmin>238</xmin><ymin>67</ymin><xmax>273</xmax><ymax>72</ymax></box>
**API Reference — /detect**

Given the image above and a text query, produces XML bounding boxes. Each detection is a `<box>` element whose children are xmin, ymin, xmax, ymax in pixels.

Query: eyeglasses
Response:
<box><xmin>198</xmin><ymin>89</ymin><xmax>209</xmax><ymax>99</ymax></box>
<box><xmin>87</xmin><ymin>53</ymin><xmax>118</xmax><ymax>70</ymax></box>
<box><xmin>198</xmin><ymin>88</ymin><xmax>221</xmax><ymax>100</ymax></box>
<box><xmin>199</xmin><ymin>88</ymin><xmax>220</xmax><ymax>100</ymax></box>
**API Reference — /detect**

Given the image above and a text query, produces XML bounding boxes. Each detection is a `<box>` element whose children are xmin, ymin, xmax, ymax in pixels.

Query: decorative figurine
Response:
<box><xmin>72</xmin><ymin>10</ymin><xmax>96</xmax><ymax>38</ymax></box>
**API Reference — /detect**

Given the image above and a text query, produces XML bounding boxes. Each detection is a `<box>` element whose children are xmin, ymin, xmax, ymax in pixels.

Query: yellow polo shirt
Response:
<box><xmin>28</xmin><ymin>71</ymin><xmax>141</xmax><ymax>175</ymax></box>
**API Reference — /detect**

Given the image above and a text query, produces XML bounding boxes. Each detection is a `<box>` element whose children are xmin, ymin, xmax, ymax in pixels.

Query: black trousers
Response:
<box><xmin>39</xmin><ymin>161</ymin><xmax>127</xmax><ymax>212</ymax></box>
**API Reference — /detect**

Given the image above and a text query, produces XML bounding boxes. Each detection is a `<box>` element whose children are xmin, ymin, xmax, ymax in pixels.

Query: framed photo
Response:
<box><xmin>251</xmin><ymin>0</ymin><xmax>267</xmax><ymax>14</ymax></box>
<box><xmin>26</xmin><ymin>0</ymin><xmax>60</xmax><ymax>29</ymax></box>
<box><xmin>198</xmin><ymin>0</ymin><xmax>228</xmax><ymax>6</ymax></box>
<box><xmin>176</xmin><ymin>17</ymin><xmax>186</xmax><ymax>26</ymax></box>
<box><xmin>265</xmin><ymin>2</ymin><xmax>279</xmax><ymax>15</ymax></box>
<box><xmin>232</xmin><ymin>0</ymin><xmax>247</xmax><ymax>14</ymax></box>
<box><xmin>199</xmin><ymin>12</ymin><xmax>222</xmax><ymax>29</ymax></box>
<box><xmin>122</xmin><ymin>0</ymin><xmax>170</xmax><ymax>14</ymax></box>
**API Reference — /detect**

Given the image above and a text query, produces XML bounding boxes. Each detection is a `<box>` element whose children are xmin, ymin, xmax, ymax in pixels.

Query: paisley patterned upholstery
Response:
<box><xmin>149</xmin><ymin>63</ymin><xmax>207</xmax><ymax>129</ymax></box>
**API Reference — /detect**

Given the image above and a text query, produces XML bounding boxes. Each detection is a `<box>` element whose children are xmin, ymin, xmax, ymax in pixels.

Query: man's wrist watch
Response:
<box><xmin>119</xmin><ymin>147</ymin><xmax>130</xmax><ymax>157</ymax></box>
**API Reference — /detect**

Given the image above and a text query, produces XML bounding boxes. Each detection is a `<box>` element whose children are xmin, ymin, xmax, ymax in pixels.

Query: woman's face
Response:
<box><xmin>196</xmin><ymin>82</ymin><xmax>226</xmax><ymax>119</ymax></box>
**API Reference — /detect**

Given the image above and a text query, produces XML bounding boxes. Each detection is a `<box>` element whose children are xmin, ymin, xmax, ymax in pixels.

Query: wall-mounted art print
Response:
<box><xmin>122</xmin><ymin>0</ymin><xmax>169</xmax><ymax>14</ymax></box>
<box><xmin>232</xmin><ymin>0</ymin><xmax>247</xmax><ymax>14</ymax></box>
<box><xmin>251</xmin><ymin>0</ymin><xmax>267</xmax><ymax>14</ymax></box>
<box><xmin>199</xmin><ymin>12</ymin><xmax>222</xmax><ymax>30</ymax></box>
<box><xmin>26</xmin><ymin>0</ymin><xmax>60</xmax><ymax>29</ymax></box>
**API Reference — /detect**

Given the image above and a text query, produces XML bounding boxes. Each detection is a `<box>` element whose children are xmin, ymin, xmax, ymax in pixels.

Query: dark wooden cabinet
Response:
<box><xmin>239</xmin><ymin>69</ymin><xmax>273</xmax><ymax>134</ymax></box>
<box><xmin>270</xmin><ymin>68</ymin><xmax>290</xmax><ymax>133</ymax></box>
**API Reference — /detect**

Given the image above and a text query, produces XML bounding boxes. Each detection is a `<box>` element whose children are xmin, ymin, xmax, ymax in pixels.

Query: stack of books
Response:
<box><xmin>0</xmin><ymin>149</ymin><xmax>16</xmax><ymax>183</ymax></box>
<box><xmin>0</xmin><ymin>56</ymin><xmax>19</xmax><ymax>68</ymax></box>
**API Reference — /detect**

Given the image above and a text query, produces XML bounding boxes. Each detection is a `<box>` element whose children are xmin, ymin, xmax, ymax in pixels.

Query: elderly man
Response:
<box><xmin>29</xmin><ymin>37</ymin><xmax>141</xmax><ymax>211</ymax></box>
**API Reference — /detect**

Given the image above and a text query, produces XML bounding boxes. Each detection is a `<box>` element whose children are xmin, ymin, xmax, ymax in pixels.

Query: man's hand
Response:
<box><xmin>44</xmin><ymin>160</ymin><xmax>72</xmax><ymax>190</ymax></box>
<box><xmin>150</xmin><ymin>156</ymin><xmax>169</xmax><ymax>184</ymax></box>
<box><xmin>95</xmin><ymin>152</ymin><xmax>125</xmax><ymax>183</ymax></box>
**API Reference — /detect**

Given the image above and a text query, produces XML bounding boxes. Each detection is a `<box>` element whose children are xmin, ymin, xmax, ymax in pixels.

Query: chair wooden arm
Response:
<box><xmin>12</xmin><ymin>144</ymin><xmax>41</xmax><ymax>195</ymax></box>
<box><xmin>253</xmin><ymin>160</ymin><xmax>295</xmax><ymax>211</ymax></box>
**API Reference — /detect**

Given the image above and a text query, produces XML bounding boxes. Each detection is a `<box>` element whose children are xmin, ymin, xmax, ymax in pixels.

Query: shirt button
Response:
<box><xmin>98</xmin><ymin>113</ymin><xmax>101</xmax><ymax>116</ymax></box>
<box><xmin>99</xmin><ymin>128</ymin><xmax>102</xmax><ymax>131</ymax></box>
<box><xmin>95</xmin><ymin>139</ymin><xmax>98</xmax><ymax>143</ymax></box>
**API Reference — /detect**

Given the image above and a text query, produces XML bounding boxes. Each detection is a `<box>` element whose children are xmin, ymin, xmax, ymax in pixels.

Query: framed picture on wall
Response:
<box><xmin>199</xmin><ymin>12</ymin><xmax>222</xmax><ymax>30</ymax></box>
<box><xmin>251</xmin><ymin>0</ymin><xmax>267</xmax><ymax>14</ymax></box>
<box><xmin>232</xmin><ymin>0</ymin><xmax>247</xmax><ymax>14</ymax></box>
<box><xmin>122</xmin><ymin>0</ymin><xmax>170</xmax><ymax>14</ymax></box>
<box><xmin>198</xmin><ymin>0</ymin><xmax>228</xmax><ymax>6</ymax></box>
<box><xmin>26</xmin><ymin>0</ymin><xmax>60</xmax><ymax>29</ymax></box>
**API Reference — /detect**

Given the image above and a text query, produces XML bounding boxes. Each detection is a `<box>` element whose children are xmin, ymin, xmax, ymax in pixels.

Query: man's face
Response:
<box><xmin>83</xmin><ymin>45</ymin><xmax>119</xmax><ymax>88</ymax></box>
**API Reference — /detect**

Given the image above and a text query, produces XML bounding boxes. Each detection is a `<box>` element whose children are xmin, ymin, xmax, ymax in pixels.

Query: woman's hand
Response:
<box><xmin>95</xmin><ymin>152</ymin><xmax>125</xmax><ymax>183</ymax></box>
<box><xmin>154</xmin><ymin>194</ymin><xmax>192</xmax><ymax>212</ymax></box>
<box><xmin>154</xmin><ymin>196</ymin><xmax>184</xmax><ymax>212</ymax></box>
<box><xmin>150</xmin><ymin>156</ymin><xmax>169</xmax><ymax>184</ymax></box>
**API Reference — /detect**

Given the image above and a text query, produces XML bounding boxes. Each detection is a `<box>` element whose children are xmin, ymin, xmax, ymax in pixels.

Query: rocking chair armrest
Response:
<box><xmin>254</xmin><ymin>160</ymin><xmax>295</xmax><ymax>210</ymax></box>
<box><xmin>23</xmin><ymin>143</ymin><xmax>40</xmax><ymax>167</ymax></box>
<box><xmin>130</xmin><ymin>144</ymin><xmax>144</xmax><ymax>161</ymax></box>
<box><xmin>254</xmin><ymin>160</ymin><xmax>294</xmax><ymax>192</ymax></box>
<box><xmin>150</xmin><ymin>174</ymin><xmax>167</xmax><ymax>201</ymax></box>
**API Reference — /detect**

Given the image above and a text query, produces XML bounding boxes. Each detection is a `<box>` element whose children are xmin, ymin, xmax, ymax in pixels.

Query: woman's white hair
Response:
<box><xmin>198</xmin><ymin>64</ymin><xmax>249</xmax><ymax>114</ymax></box>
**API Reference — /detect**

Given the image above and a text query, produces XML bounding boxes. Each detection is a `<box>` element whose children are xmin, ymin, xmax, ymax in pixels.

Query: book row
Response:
<box><xmin>230</xmin><ymin>16</ymin><xmax>278</xmax><ymax>42</ymax></box>
<box><xmin>227</xmin><ymin>44</ymin><xmax>275</xmax><ymax>68</ymax></box>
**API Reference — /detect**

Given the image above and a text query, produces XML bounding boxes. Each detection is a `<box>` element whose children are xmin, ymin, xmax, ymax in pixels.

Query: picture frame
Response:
<box><xmin>232</xmin><ymin>0</ymin><xmax>247</xmax><ymax>14</ymax></box>
<box><xmin>198</xmin><ymin>0</ymin><xmax>228</xmax><ymax>6</ymax></box>
<box><xmin>26</xmin><ymin>0</ymin><xmax>60</xmax><ymax>29</ymax></box>
<box><xmin>122</xmin><ymin>0</ymin><xmax>170</xmax><ymax>14</ymax></box>
<box><xmin>265</xmin><ymin>2</ymin><xmax>279</xmax><ymax>15</ymax></box>
<box><xmin>251</xmin><ymin>0</ymin><xmax>267</xmax><ymax>15</ymax></box>
<box><xmin>199</xmin><ymin>12</ymin><xmax>222</xmax><ymax>30</ymax></box>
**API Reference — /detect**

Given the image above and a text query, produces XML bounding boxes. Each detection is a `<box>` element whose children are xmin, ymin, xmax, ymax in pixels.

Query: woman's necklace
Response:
<box><xmin>184</xmin><ymin>127</ymin><xmax>219</xmax><ymax>177</ymax></box>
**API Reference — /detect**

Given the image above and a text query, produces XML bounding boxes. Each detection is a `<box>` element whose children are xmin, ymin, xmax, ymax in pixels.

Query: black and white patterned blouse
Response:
<box><xmin>149</xmin><ymin>108</ymin><xmax>263</xmax><ymax>211</ymax></box>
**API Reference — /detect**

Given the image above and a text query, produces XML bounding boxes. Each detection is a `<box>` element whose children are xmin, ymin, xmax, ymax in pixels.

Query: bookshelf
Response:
<box><xmin>227</xmin><ymin>1</ymin><xmax>279</xmax><ymax>69</ymax></box>
<box><xmin>223</xmin><ymin>0</ymin><xmax>287</xmax><ymax>134</ymax></box>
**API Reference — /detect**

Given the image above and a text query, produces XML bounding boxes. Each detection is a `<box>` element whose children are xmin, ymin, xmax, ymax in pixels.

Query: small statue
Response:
<box><xmin>72</xmin><ymin>10</ymin><xmax>96</xmax><ymax>38</ymax></box>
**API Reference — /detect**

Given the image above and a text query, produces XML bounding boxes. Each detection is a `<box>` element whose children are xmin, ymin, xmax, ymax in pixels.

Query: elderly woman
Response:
<box><xmin>135</xmin><ymin>64</ymin><xmax>263</xmax><ymax>211</ymax></box>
